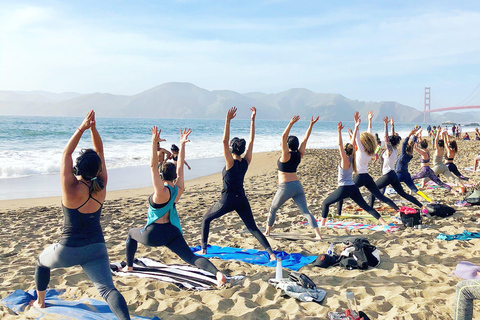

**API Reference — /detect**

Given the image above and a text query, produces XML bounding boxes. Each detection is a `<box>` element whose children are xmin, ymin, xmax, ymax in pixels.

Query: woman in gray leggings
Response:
<box><xmin>264</xmin><ymin>115</ymin><xmax>322</xmax><ymax>240</ymax></box>
<box><xmin>454</xmin><ymin>279</ymin><xmax>480</xmax><ymax>319</ymax></box>
<box><xmin>30</xmin><ymin>111</ymin><xmax>130</xmax><ymax>320</ymax></box>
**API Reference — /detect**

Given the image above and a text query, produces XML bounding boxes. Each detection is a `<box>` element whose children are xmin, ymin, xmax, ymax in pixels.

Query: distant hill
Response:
<box><xmin>0</xmin><ymin>82</ymin><xmax>478</xmax><ymax>123</ymax></box>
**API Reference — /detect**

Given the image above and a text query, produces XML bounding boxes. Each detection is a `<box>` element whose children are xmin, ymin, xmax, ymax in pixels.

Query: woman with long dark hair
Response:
<box><xmin>30</xmin><ymin>111</ymin><xmax>130</xmax><ymax>320</ymax></box>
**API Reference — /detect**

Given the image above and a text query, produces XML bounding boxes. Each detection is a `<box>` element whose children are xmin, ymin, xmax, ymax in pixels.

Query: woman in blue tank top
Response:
<box><xmin>200</xmin><ymin>107</ymin><xmax>276</xmax><ymax>260</ymax></box>
<box><xmin>30</xmin><ymin>111</ymin><xmax>130</xmax><ymax>320</ymax></box>
<box><xmin>264</xmin><ymin>115</ymin><xmax>322</xmax><ymax>240</ymax></box>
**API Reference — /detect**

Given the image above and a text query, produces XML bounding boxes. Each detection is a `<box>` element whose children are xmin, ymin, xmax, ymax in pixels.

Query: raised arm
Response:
<box><xmin>61</xmin><ymin>110</ymin><xmax>95</xmax><ymax>195</ymax></box>
<box><xmin>280</xmin><ymin>116</ymin><xmax>299</xmax><ymax>162</ymax></box>
<box><xmin>150</xmin><ymin>127</ymin><xmax>167</xmax><ymax>194</ymax></box>
<box><xmin>390</xmin><ymin>117</ymin><xmax>395</xmax><ymax>136</ymax></box>
<box><xmin>298</xmin><ymin>116</ymin><xmax>319</xmax><ymax>157</ymax></box>
<box><xmin>434</xmin><ymin>127</ymin><xmax>441</xmax><ymax>151</ymax></box>
<box><xmin>383</xmin><ymin>116</ymin><xmax>393</xmax><ymax>156</ymax></box>
<box><xmin>367</xmin><ymin>110</ymin><xmax>373</xmax><ymax>133</ymax></box>
<box><xmin>174</xmin><ymin>128</ymin><xmax>192</xmax><ymax>201</ymax></box>
<box><xmin>244</xmin><ymin>107</ymin><xmax>256</xmax><ymax>164</ymax></box>
<box><xmin>223</xmin><ymin>107</ymin><xmax>236</xmax><ymax>169</ymax></box>
<box><xmin>352</xmin><ymin>111</ymin><xmax>362</xmax><ymax>150</ymax></box>
<box><xmin>402</xmin><ymin>129</ymin><xmax>416</xmax><ymax>154</ymax></box>
<box><xmin>89</xmin><ymin>113</ymin><xmax>107</xmax><ymax>185</ymax></box>
<box><xmin>337</xmin><ymin>122</ymin><xmax>350</xmax><ymax>169</ymax></box>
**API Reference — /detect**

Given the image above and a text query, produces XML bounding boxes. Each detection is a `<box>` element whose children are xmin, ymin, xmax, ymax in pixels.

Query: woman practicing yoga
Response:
<box><xmin>445</xmin><ymin>135</ymin><xmax>476</xmax><ymax>185</ymax></box>
<box><xmin>200</xmin><ymin>107</ymin><xmax>276</xmax><ymax>260</ymax></box>
<box><xmin>320</xmin><ymin>119</ymin><xmax>386</xmax><ymax>226</ymax></box>
<box><xmin>171</xmin><ymin>144</ymin><xmax>191</xmax><ymax>170</ymax></box>
<box><xmin>264</xmin><ymin>115</ymin><xmax>322</xmax><ymax>239</ymax></box>
<box><xmin>411</xmin><ymin>129</ymin><xmax>455</xmax><ymax>193</ymax></box>
<box><xmin>368</xmin><ymin>117</ymin><xmax>424</xmax><ymax>209</ymax></box>
<box><xmin>337</xmin><ymin>111</ymin><xmax>399</xmax><ymax>215</ymax></box>
<box><xmin>123</xmin><ymin>127</ymin><xmax>226</xmax><ymax>287</ymax></box>
<box><xmin>30</xmin><ymin>111</ymin><xmax>130</xmax><ymax>320</ymax></box>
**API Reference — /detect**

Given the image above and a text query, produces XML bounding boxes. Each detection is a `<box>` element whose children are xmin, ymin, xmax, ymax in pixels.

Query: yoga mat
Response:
<box><xmin>437</xmin><ymin>230</ymin><xmax>480</xmax><ymax>241</ymax></box>
<box><xmin>190</xmin><ymin>245</ymin><xmax>316</xmax><ymax>271</ymax></box>
<box><xmin>1</xmin><ymin>289</ymin><xmax>160</xmax><ymax>319</ymax></box>
<box><xmin>301</xmin><ymin>220</ymin><xmax>399</xmax><ymax>233</ymax></box>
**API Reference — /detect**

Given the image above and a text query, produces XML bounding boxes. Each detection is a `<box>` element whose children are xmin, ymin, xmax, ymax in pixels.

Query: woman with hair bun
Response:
<box><xmin>264</xmin><ymin>115</ymin><xmax>322</xmax><ymax>240</ymax></box>
<box><xmin>200</xmin><ymin>107</ymin><xmax>276</xmax><ymax>260</ymax></box>
<box><xmin>320</xmin><ymin>120</ymin><xmax>384</xmax><ymax>226</ymax></box>
<box><xmin>445</xmin><ymin>135</ymin><xmax>476</xmax><ymax>185</ymax></box>
<box><xmin>30</xmin><ymin>111</ymin><xmax>130</xmax><ymax>320</ymax></box>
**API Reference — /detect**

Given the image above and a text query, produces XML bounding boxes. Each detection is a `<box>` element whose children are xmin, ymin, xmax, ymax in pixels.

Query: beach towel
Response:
<box><xmin>437</xmin><ymin>230</ymin><xmax>480</xmax><ymax>241</ymax></box>
<box><xmin>0</xmin><ymin>289</ymin><xmax>160</xmax><ymax>320</ymax></box>
<box><xmin>110</xmin><ymin>257</ymin><xmax>244</xmax><ymax>291</ymax></box>
<box><xmin>190</xmin><ymin>245</ymin><xmax>316</xmax><ymax>271</ymax></box>
<box><xmin>302</xmin><ymin>220</ymin><xmax>399</xmax><ymax>233</ymax></box>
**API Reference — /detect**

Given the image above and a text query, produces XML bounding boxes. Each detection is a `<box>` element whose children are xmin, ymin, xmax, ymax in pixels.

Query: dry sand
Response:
<box><xmin>1</xmin><ymin>140</ymin><xmax>480</xmax><ymax>320</ymax></box>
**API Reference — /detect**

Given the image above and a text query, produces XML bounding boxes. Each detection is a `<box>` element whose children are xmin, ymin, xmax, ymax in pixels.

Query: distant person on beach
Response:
<box><xmin>123</xmin><ymin>126</ymin><xmax>226</xmax><ymax>287</ymax></box>
<box><xmin>452</xmin><ymin>125</ymin><xmax>456</xmax><ymax>137</ymax></box>
<box><xmin>411</xmin><ymin>129</ymin><xmax>455</xmax><ymax>193</ymax></box>
<box><xmin>30</xmin><ymin>111</ymin><xmax>130</xmax><ymax>320</ymax></box>
<box><xmin>320</xmin><ymin>120</ymin><xmax>386</xmax><ymax>226</ymax></box>
<box><xmin>427</xmin><ymin>125</ymin><xmax>432</xmax><ymax>135</ymax></box>
<box><xmin>157</xmin><ymin>143</ymin><xmax>172</xmax><ymax>167</ymax></box>
<box><xmin>200</xmin><ymin>107</ymin><xmax>276</xmax><ymax>260</ymax></box>
<box><xmin>336</xmin><ymin>111</ymin><xmax>399</xmax><ymax>216</ymax></box>
<box><xmin>171</xmin><ymin>144</ymin><xmax>191</xmax><ymax>170</ymax></box>
<box><xmin>368</xmin><ymin>116</ymin><xmax>424</xmax><ymax>210</ymax></box>
<box><xmin>475</xmin><ymin>128</ymin><xmax>480</xmax><ymax>140</ymax></box>
<box><xmin>457</xmin><ymin>124</ymin><xmax>462</xmax><ymax>139</ymax></box>
<box><xmin>445</xmin><ymin>136</ymin><xmax>476</xmax><ymax>185</ymax></box>
<box><xmin>430</xmin><ymin>126</ymin><xmax>437</xmax><ymax>145</ymax></box>
<box><xmin>264</xmin><ymin>115</ymin><xmax>322</xmax><ymax>240</ymax></box>
<box><xmin>463</xmin><ymin>133</ymin><xmax>471</xmax><ymax>141</ymax></box>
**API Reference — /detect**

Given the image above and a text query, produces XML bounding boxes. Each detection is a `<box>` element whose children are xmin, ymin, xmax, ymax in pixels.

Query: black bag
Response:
<box><xmin>288</xmin><ymin>272</ymin><xmax>316</xmax><ymax>290</ymax></box>
<box><xmin>400</xmin><ymin>209</ymin><xmax>421</xmax><ymax>227</ymax></box>
<box><xmin>339</xmin><ymin>238</ymin><xmax>380</xmax><ymax>270</ymax></box>
<box><xmin>313</xmin><ymin>253</ymin><xmax>339</xmax><ymax>268</ymax></box>
<box><xmin>427</xmin><ymin>203</ymin><xmax>456</xmax><ymax>218</ymax></box>
<box><xmin>464</xmin><ymin>188</ymin><xmax>480</xmax><ymax>205</ymax></box>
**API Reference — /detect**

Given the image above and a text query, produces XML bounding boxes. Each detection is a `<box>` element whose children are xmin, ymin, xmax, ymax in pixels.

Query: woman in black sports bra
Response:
<box><xmin>264</xmin><ymin>115</ymin><xmax>322</xmax><ymax>239</ymax></box>
<box><xmin>30</xmin><ymin>111</ymin><xmax>130</xmax><ymax>320</ymax></box>
<box><xmin>200</xmin><ymin>107</ymin><xmax>276</xmax><ymax>260</ymax></box>
<box><xmin>444</xmin><ymin>135</ymin><xmax>476</xmax><ymax>185</ymax></box>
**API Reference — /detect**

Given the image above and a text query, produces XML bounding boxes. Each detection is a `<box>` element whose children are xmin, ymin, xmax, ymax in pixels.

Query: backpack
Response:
<box><xmin>339</xmin><ymin>238</ymin><xmax>380</xmax><ymax>270</ymax></box>
<box><xmin>464</xmin><ymin>188</ymin><xmax>480</xmax><ymax>205</ymax></box>
<box><xmin>399</xmin><ymin>207</ymin><xmax>422</xmax><ymax>228</ymax></box>
<box><xmin>426</xmin><ymin>203</ymin><xmax>456</xmax><ymax>218</ymax></box>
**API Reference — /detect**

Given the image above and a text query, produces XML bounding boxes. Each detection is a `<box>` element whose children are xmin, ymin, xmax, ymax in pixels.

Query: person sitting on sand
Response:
<box><xmin>411</xmin><ymin>129</ymin><xmax>455</xmax><ymax>193</ymax></box>
<box><xmin>445</xmin><ymin>136</ymin><xmax>476</xmax><ymax>186</ymax></box>
<box><xmin>369</xmin><ymin>116</ymin><xmax>424</xmax><ymax>210</ymax></box>
<box><xmin>123</xmin><ymin>127</ymin><xmax>226</xmax><ymax>287</ymax></box>
<box><xmin>30</xmin><ymin>110</ymin><xmax>130</xmax><ymax>320</ymax></box>
<box><xmin>170</xmin><ymin>144</ymin><xmax>191</xmax><ymax>170</ymax></box>
<box><xmin>463</xmin><ymin>133</ymin><xmax>471</xmax><ymax>141</ymax></box>
<box><xmin>337</xmin><ymin>111</ymin><xmax>399</xmax><ymax>215</ymax></box>
<box><xmin>320</xmin><ymin>120</ymin><xmax>387</xmax><ymax>226</ymax></box>
<box><xmin>200</xmin><ymin>107</ymin><xmax>276</xmax><ymax>260</ymax></box>
<box><xmin>264</xmin><ymin>115</ymin><xmax>322</xmax><ymax>240</ymax></box>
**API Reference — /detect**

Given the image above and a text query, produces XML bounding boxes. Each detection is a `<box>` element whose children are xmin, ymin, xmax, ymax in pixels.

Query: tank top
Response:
<box><xmin>382</xmin><ymin>148</ymin><xmax>397</xmax><ymax>175</ymax></box>
<box><xmin>338</xmin><ymin>156</ymin><xmax>355</xmax><ymax>186</ymax></box>
<box><xmin>433</xmin><ymin>155</ymin><xmax>443</xmax><ymax>166</ymax></box>
<box><xmin>59</xmin><ymin>199</ymin><xmax>104</xmax><ymax>247</ymax></box>
<box><xmin>277</xmin><ymin>151</ymin><xmax>301</xmax><ymax>173</ymax></box>
<box><xmin>222</xmin><ymin>158</ymin><xmax>248</xmax><ymax>193</ymax></box>
<box><xmin>145</xmin><ymin>185</ymin><xmax>182</xmax><ymax>233</ymax></box>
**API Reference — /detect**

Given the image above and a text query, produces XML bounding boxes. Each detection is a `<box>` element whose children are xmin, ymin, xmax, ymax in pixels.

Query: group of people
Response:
<box><xmin>29</xmin><ymin>109</ymin><xmax>479</xmax><ymax>320</ymax></box>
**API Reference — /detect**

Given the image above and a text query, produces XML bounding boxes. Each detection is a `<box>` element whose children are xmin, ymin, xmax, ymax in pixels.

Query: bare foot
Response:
<box><xmin>315</xmin><ymin>234</ymin><xmax>323</xmax><ymax>240</ymax></box>
<box><xmin>264</xmin><ymin>226</ymin><xmax>273</xmax><ymax>237</ymax></box>
<box><xmin>216</xmin><ymin>272</ymin><xmax>227</xmax><ymax>287</ymax></box>
<box><xmin>197</xmin><ymin>249</ymin><xmax>207</xmax><ymax>255</ymax></box>
<box><xmin>29</xmin><ymin>300</ymin><xmax>45</xmax><ymax>308</ymax></box>
<box><xmin>122</xmin><ymin>266</ymin><xmax>133</xmax><ymax>272</ymax></box>
<box><xmin>269</xmin><ymin>254</ymin><xmax>277</xmax><ymax>261</ymax></box>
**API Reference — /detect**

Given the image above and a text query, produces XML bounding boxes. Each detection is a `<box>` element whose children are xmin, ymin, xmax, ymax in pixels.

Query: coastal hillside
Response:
<box><xmin>0</xmin><ymin>83</ymin><xmax>478</xmax><ymax>123</ymax></box>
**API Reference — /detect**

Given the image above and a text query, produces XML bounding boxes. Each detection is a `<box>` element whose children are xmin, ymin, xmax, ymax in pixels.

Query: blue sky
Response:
<box><xmin>1</xmin><ymin>0</ymin><xmax>479</xmax><ymax>111</ymax></box>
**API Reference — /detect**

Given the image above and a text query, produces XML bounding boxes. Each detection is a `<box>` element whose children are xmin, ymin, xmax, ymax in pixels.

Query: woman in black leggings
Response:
<box><xmin>200</xmin><ymin>107</ymin><xmax>276</xmax><ymax>260</ymax></box>
<box><xmin>320</xmin><ymin>120</ymin><xmax>386</xmax><ymax>226</ymax></box>
<box><xmin>124</xmin><ymin>127</ymin><xmax>226</xmax><ymax>287</ymax></box>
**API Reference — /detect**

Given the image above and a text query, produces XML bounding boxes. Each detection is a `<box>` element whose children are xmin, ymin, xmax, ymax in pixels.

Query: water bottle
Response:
<box><xmin>327</xmin><ymin>243</ymin><xmax>334</xmax><ymax>256</ymax></box>
<box><xmin>275</xmin><ymin>258</ymin><xmax>282</xmax><ymax>280</ymax></box>
<box><xmin>346</xmin><ymin>291</ymin><xmax>358</xmax><ymax>317</ymax></box>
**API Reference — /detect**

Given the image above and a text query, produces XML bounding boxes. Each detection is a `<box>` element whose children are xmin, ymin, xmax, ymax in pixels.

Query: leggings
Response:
<box><xmin>267</xmin><ymin>180</ymin><xmax>318</xmax><ymax>228</ymax></box>
<box><xmin>126</xmin><ymin>223</ymin><xmax>218</xmax><ymax>275</ymax></box>
<box><xmin>322</xmin><ymin>185</ymin><xmax>381</xmax><ymax>220</ymax></box>
<box><xmin>397</xmin><ymin>171</ymin><xmax>418</xmax><ymax>193</ymax></box>
<box><xmin>426</xmin><ymin>163</ymin><xmax>459</xmax><ymax>183</ymax></box>
<box><xmin>35</xmin><ymin>243</ymin><xmax>130</xmax><ymax>320</ymax></box>
<box><xmin>447</xmin><ymin>162</ymin><xmax>470</xmax><ymax>181</ymax></box>
<box><xmin>369</xmin><ymin>170</ymin><xmax>423</xmax><ymax>208</ymax></box>
<box><xmin>411</xmin><ymin>166</ymin><xmax>452</xmax><ymax>191</ymax></box>
<box><xmin>337</xmin><ymin>173</ymin><xmax>399</xmax><ymax>214</ymax></box>
<box><xmin>202</xmin><ymin>191</ymin><xmax>273</xmax><ymax>255</ymax></box>
<box><xmin>454</xmin><ymin>279</ymin><xmax>480</xmax><ymax>320</ymax></box>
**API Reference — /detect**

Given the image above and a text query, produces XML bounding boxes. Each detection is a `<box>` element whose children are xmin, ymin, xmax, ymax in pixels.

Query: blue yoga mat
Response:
<box><xmin>437</xmin><ymin>230</ymin><xmax>480</xmax><ymax>241</ymax></box>
<box><xmin>1</xmin><ymin>289</ymin><xmax>160</xmax><ymax>320</ymax></box>
<box><xmin>191</xmin><ymin>245</ymin><xmax>316</xmax><ymax>271</ymax></box>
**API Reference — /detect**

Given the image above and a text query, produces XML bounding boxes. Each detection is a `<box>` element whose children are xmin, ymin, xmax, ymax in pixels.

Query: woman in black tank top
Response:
<box><xmin>30</xmin><ymin>111</ymin><xmax>130</xmax><ymax>320</ymax></box>
<box><xmin>200</xmin><ymin>107</ymin><xmax>276</xmax><ymax>260</ymax></box>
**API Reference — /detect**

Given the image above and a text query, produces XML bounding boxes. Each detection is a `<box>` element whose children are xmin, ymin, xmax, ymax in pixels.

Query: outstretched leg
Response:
<box><xmin>201</xmin><ymin>193</ymin><xmax>234</xmax><ymax>253</ymax></box>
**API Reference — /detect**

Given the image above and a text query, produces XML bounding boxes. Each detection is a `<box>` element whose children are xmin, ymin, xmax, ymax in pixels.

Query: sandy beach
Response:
<box><xmin>1</xmin><ymin>139</ymin><xmax>480</xmax><ymax>319</ymax></box>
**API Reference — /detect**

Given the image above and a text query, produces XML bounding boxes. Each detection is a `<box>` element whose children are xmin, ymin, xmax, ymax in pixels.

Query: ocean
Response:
<box><xmin>0</xmin><ymin>115</ymin><xmax>465</xmax><ymax>200</ymax></box>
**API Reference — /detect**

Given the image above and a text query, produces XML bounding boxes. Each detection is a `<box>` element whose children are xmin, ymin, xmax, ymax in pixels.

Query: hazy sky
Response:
<box><xmin>1</xmin><ymin>0</ymin><xmax>479</xmax><ymax>110</ymax></box>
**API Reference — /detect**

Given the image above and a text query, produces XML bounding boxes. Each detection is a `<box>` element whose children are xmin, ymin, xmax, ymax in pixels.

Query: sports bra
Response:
<box><xmin>446</xmin><ymin>157</ymin><xmax>454</xmax><ymax>161</ymax></box>
<box><xmin>277</xmin><ymin>151</ymin><xmax>301</xmax><ymax>173</ymax></box>
<box><xmin>420</xmin><ymin>157</ymin><xmax>430</xmax><ymax>164</ymax></box>
<box><xmin>172</xmin><ymin>155</ymin><xmax>178</xmax><ymax>161</ymax></box>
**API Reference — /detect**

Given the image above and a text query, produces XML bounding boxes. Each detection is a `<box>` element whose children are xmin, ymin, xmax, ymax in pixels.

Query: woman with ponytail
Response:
<box><xmin>320</xmin><ymin>119</ymin><xmax>385</xmax><ymax>226</ymax></box>
<box><xmin>264</xmin><ymin>115</ymin><xmax>322</xmax><ymax>240</ymax></box>
<box><xmin>30</xmin><ymin>111</ymin><xmax>130</xmax><ymax>320</ymax></box>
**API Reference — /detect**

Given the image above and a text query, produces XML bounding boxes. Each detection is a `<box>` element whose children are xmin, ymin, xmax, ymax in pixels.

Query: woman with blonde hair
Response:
<box><xmin>320</xmin><ymin>118</ymin><xmax>384</xmax><ymax>226</ymax></box>
<box><xmin>337</xmin><ymin>111</ymin><xmax>398</xmax><ymax>218</ymax></box>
